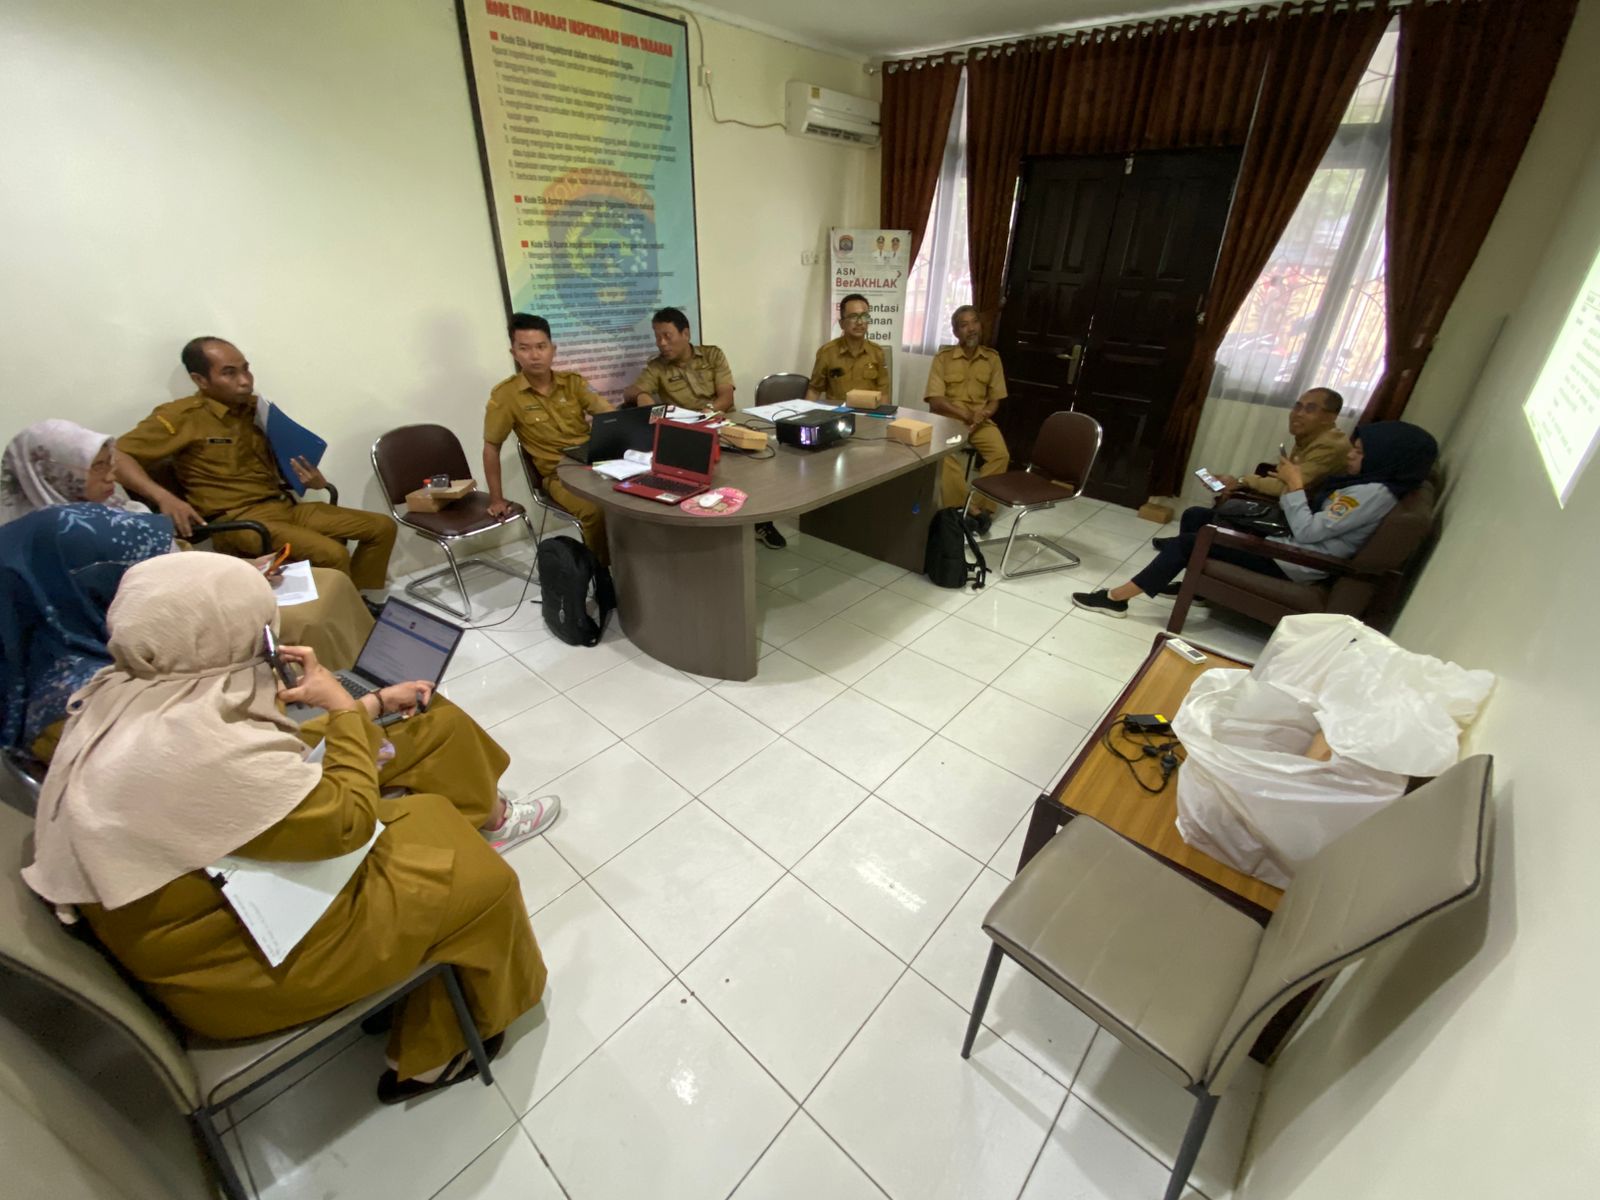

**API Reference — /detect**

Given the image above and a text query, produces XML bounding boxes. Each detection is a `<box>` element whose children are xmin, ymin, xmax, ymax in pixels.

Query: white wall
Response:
<box><xmin>0</xmin><ymin>0</ymin><xmax>878</xmax><ymax>572</ymax></box>
<box><xmin>1239</xmin><ymin>3</ymin><xmax>1600</xmax><ymax>1196</ymax></box>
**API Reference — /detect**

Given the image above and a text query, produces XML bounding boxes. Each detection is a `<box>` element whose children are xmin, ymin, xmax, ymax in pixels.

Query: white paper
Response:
<box><xmin>741</xmin><ymin>399</ymin><xmax>839</xmax><ymax>421</ymax></box>
<box><xmin>208</xmin><ymin>820</ymin><xmax>384</xmax><ymax>968</ymax></box>
<box><xmin>270</xmin><ymin>560</ymin><xmax>319</xmax><ymax>607</ymax></box>
<box><xmin>622</xmin><ymin>449</ymin><xmax>653</xmax><ymax>465</ymax></box>
<box><xmin>664</xmin><ymin>406</ymin><xmax>712</xmax><ymax>423</ymax></box>
<box><xmin>592</xmin><ymin>459</ymin><xmax>651</xmax><ymax>481</ymax></box>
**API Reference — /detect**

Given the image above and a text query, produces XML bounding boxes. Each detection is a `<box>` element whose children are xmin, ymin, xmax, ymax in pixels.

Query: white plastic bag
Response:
<box><xmin>1172</xmin><ymin>615</ymin><xmax>1495</xmax><ymax>887</ymax></box>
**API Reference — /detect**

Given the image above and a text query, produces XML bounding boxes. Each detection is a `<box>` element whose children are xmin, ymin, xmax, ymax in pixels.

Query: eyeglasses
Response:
<box><xmin>841</xmin><ymin>312</ymin><xmax>870</xmax><ymax>324</ymax></box>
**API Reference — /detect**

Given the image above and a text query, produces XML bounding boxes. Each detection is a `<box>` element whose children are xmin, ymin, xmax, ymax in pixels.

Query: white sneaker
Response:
<box><xmin>483</xmin><ymin>793</ymin><xmax>561</xmax><ymax>854</ymax></box>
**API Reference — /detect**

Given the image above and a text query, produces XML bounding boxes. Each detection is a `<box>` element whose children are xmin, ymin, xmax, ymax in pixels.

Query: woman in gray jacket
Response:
<box><xmin>1072</xmin><ymin>421</ymin><xmax>1438</xmax><ymax>618</ymax></box>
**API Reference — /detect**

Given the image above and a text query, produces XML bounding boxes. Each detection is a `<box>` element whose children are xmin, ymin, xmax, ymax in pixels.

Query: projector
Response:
<box><xmin>776</xmin><ymin>410</ymin><xmax>854</xmax><ymax>451</ymax></box>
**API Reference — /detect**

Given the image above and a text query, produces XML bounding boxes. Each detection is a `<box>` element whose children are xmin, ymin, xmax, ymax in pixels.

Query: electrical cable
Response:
<box><xmin>1102</xmin><ymin>715</ymin><xmax>1186</xmax><ymax>794</ymax></box>
<box><xmin>681</xmin><ymin>10</ymin><xmax>786</xmax><ymax>131</ymax></box>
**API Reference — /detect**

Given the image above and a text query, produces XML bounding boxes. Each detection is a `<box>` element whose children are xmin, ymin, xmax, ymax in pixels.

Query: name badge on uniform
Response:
<box><xmin>206</xmin><ymin>437</ymin><xmax>234</xmax><ymax>444</ymax></box>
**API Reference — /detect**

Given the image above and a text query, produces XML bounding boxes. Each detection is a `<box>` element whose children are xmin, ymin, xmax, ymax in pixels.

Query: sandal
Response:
<box><xmin>375</xmin><ymin>1032</ymin><xmax>505</xmax><ymax>1105</ymax></box>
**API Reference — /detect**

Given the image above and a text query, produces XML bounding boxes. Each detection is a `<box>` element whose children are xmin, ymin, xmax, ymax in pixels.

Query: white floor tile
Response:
<box><xmin>487</xmin><ymin>624</ymin><xmax>553</xmax><ymax>657</ymax></box>
<box><xmin>836</xmin><ymin>588</ymin><xmax>949</xmax><ymax>645</ymax></box>
<box><xmin>491</xmin><ymin>695</ymin><xmax>618</xmax><ymax>799</ymax></box>
<box><xmin>951</xmin><ymin>589</ymin><xmax>1064</xmax><ymax>644</ymax></box>
<box><xmin>942</xmin><ymin>689</ymin><xmax>1087</xmax><ymax>789</ymax></box>
<box><xmin>1073</xmin><ymin>1033</ymin><xmax>1264</xmax><ymax>1200</ymax></box>
<box><xmin>515</xmin><ymin>625</ymin><xmax>642</xmax><ymax>692</ymax></box>
<box><xmin>991</xmin><ymin>648</ymin><xmax>1127</xmax><ymax>729</ymax></box>
<box><xmin>778</xmin><ymin>564</ymin><xmax>881</xmax><ymax>615</ymax></box>
<box><xmin>699</xmin><ymin>740</ymin><xmax>868</xmax><ymax>867</ymax></box>
<box><xmin>683</xmin><ymin>877</ymin><xmax>903</xmax><ymax>1098</ymax></box>
<box><xmin>756</xmin><ymin>591</ymin><xmax>835</xmax><ymax>648</ymax></box>
<box><xmin>493</xmin><ymin>885</ymin><xmax>672</xmax><ymax>1116</ymax></box>
<box><xmin>501</xmin><ymin>833</ymin><xmax>580</xmax><ymax>915</ymax></box>
<box><xmin>828</xmin><ymin>547</ymin><xmax>909</xmax><ymax>586</ymax></box>
<box><xmin>911</xmin><ymin>869</ymin><xmax>1098</xmax><ymax>1087</ymax></box>
<box><xmin>876</xmin><ymin>737</ymin><xmax>1038</xmax><ymax>863</ymax></box>
<box><xmin>782</xmin><ymin>616</ymin><xmax>901</xmax><ymax>685</ymax></box>
<box><xmin>236</xmin><ymin>1036</ymin><xmax>515</xmax><ymax>1200</ymax></box>
<box><xmin>541</xmin><ymin>742</ymin><xmax>694</xmax><ymax>875</ymax></box>
<box><xmin>713</xmin><ymin>649</ymin><xmax>846</xmax><ymax>733</ymax></box>
<box><xmin>564</xmin><ymin>655</ymin><xmax>704</xmax><ymax>737</ymax></box>
<box><xmin>732</xmin><ymin>1112</ymin><xmax>886</xmax><ymax>1200</ymax></box>
<box><xmin>441</xmin><ymin>656</ymin><xmax>556</xmax><ymax>728</ymax></box>
<box><xmin>784</xmin><ymin>531</ymin><xmax>852</xmax><ymax>563</ymax></box>
<box><xmin>524</xmin><ymin>985</ymin><xmax>794</xmax><ymax>1200</ymax></box>
<box><xmin>908</xmin><ymin>617</ymin><xmax>1029</xmax><ymax>684</ymax></box>
<box><xmin>885</xmin><ymin>571</ymin><xmax>980</xmax><ymax>614</ymax></box>
<box><xmin>588</xmin><ymin>802</ymin><xmax>782</xmax><ymax>970</ymax></box>
<box><xmin>626</xmin><ymin>691</ymin><xmax>778</xmax><ymax>793</ymax></box>
<box><xmin>991</xmin><ymin>549</ymin><xmax>1129</xmax><ymax>601</ymax></box>
<box><xmin>855</xmin><ymin>649</ymin><xmax>986</xmax><ymax>731</ymax></box>
<box><xmin>988</xmin><ymin>812</ymin><xmax>1031</xmax><ymax>880</ymax></box>
<box><xmin>793</xmin><ymin>798</ymin><xmax>980</xmax><ymax>961</ymax></box>
<box><xmin>807</xmin><ymin>973</ymin><xmax>1066</xmax><ymax>1200</ymax></box>
<box><xmin>756</xmin><ymin>551</ymin><xmax>820</xmax><ymax>589</ymax></box>
<box><xmin>434</xmin><ymin>1126</ymin><xmax>565</xmax><ymax>1199</ymax></box>
<box><xmin>1036</xmin><ymin>614</ymin><xmax>1155</xmax><ymax>681</ymax></box>
<box><xmin>787</xmin><ymin>692</ymin><xmax>933</xmax><ymax>791</ymax></box>
<box><xmin>1021</xmin><ymin>1097</ymin><xmax>1203</xmax><ymax>1200</ymax></box>
<box><xmin>444</xmin><ymin>629</ymin><xmax>510</xmax><ymax>681</ymax></box>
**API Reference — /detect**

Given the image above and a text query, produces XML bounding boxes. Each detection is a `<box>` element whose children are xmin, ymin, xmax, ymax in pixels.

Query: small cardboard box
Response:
<box><xmin>721</xmin><ymin>424</ymin><xmax>769</xmax><ymax>451</ymax></box>
<box><xmin>845</xmin><ymin>389</ymin><xmax>885</xmax><ymax>410</ymax></box>
<box><xmin>886</xmin><ymin>417</ymin><xmax>932</xmax><ymax>447</ymax></box>
<box><xmin>405</xmin><ymin>478</ymin><xmax>475</xmax><ymax>513</ymax></box>
<box><xmin>1137</xmin><ymin>501</ymin><xmax>1175</xmax><ymax>525</ymax></box>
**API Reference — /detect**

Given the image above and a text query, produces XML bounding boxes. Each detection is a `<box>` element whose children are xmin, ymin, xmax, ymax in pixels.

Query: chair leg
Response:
<box><xmin>192</xmin><ymin>1108</ymin><xmax>250</xmax><ymax>1200</ymax></box>
<box><xmin>441</xmin><ymin>542</ymin><xmax>472</xmax><ymax>622</ymax></box>
<box><xmin>961</xmin><ymin>943</ymin><xmax>1006</xmax><ymax>1059</ymax></box>
<box><xmin>440</xmin><ymin>964</ymin><xmax>495</xmax><ymax>1087</ymax></box>
<box><xmin>1164</xmin><ymin>1088</ymin><xmax>1219</xmax><ymax>1200</ymax></box>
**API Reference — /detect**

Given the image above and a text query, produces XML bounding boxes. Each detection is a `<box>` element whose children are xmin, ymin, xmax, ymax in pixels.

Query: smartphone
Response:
<box><xmin>1278</xmin><ymin>442</ymin><xmax>1290</xmax><ymax>459</ymax></box>
<box><xmin>261</xmin><ymin>625</ymin><xmax>301</xmax><ymax>689</ymax></box>
<box><xmin>258</xmin><ymin>543</ymin><xmax>292</xmax><ymax>574</ymax></box>
<box><xmin>1193</xmin><ymin>467</ymin><xmax>1226</xmax><ymax>494</ymax></box>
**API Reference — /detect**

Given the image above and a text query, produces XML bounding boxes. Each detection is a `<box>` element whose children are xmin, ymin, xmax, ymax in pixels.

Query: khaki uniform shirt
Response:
<box><xmin>630</xmin><ymin>344</ymin><xmax>733</xmax><ymax>411</ymax></box>
<box><xmin>117</xmin><ymin>393</ymin><xmax>284</xmax><ymax>517</ymax></box>
<box><xmin>1242</xmin><ymin>425</ymin><xmax>1351</xmax><ymax>498</ymax></box>
<box><xmin>484</xmin><ymin>371</ymin><xmax>610</xmax><ymax>475</ymax></box>
<box><xmin>808</xmin><ymin>337</ymin><xmax>891</xmax><ymax>404</ymax></box>
<box><xmin>925</xmin><ymin>344</ymin><xmax>1008</xmax><ymax>421</ymax></box>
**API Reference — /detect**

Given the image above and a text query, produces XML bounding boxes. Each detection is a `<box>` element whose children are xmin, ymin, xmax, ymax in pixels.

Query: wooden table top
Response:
<box><xmin>1055</xmin><ymin>636</ymin><xmax>1285</xmax><ymax>913</ymax></box>
<box><xmin>553</xmin><ymin>406</ymin><xmax>971</xmax><ymax>526</ymax></box>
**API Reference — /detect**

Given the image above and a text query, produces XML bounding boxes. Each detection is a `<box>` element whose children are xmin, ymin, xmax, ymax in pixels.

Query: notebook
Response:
<box><xmin>613</xmin><ymin>419</ymin><xmax>719</xmax><ymax>504</ymax></box>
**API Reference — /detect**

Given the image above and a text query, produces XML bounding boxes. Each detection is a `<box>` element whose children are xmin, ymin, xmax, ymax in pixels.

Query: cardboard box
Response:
<box><xmin>720</xmin><ymin>424</ymin><xmax>769</xmax><ymax>451</ymax></box>
<box><xmin>886</xmin><ymin>417</ymin><xmax>932</xmax><ymax>447</ymax></box>
<box><xmin>845</xmin><ymin>389</ymin><xmax>885</xmax><ymax>410</ymax></box>
<box><xmin>405</xmin><ymin>478</ymin><xmax>476</xmax><ymax>513</ymax></box>
<box><xmin>1137</xmin><ymin>501</ymin><xmax>1175</xmax><ymax>525</ymax></box>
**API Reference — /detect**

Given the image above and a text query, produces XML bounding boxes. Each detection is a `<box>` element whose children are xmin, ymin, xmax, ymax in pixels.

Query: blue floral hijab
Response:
<box><xmin>0</xmin><ymin>503</ymin><xmax>174</xmax><ymax>751</ymax></box>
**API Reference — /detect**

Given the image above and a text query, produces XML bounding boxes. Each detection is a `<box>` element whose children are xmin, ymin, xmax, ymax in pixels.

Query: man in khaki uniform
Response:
<box><xmin>1217</xmin><ymin>387</ymin><xmax>1350</xmax><ymax>498</ymax></box>
<box><xmin>483</xmin><ymin>314</ymin><xmax>614</xmax><ymax>564</ymax></box>
<box><xmin>115</xmin><ymin>337</ymin><xmax>396</xmax><ymax>593</ymax></box>
<box><xmin>924</xmin><ymin>305</ymin><xmax>1009</xmax><ymax>534</ymax></box>
<box><xmin>623</xmin><ymin>306</ymin><xmax>734</xmax><ymax>414</ymax></box>
<box><xmin>807</xmin><ymin>294</ymin><xmax>892</xmax><ymax>405</ymax></box>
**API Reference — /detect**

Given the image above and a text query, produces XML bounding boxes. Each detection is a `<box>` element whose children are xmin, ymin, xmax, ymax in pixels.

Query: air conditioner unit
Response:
<box><xmin>785</xmin><ymin>81</ymin><xmax>880</xmax><ymax>147</ymax></box>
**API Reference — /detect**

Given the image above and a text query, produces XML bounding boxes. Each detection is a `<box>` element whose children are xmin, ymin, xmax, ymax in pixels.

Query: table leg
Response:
<box><xmin>799</xmin><ymin>460</ymin><xmax>939</xmax><ymax>572</ymax></box>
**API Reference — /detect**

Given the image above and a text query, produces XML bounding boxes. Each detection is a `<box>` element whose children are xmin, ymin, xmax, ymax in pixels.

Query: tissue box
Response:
<box><xmin>886</xmin><ymin>418</ymin><xmax>932</xmax><ymax>446</ymax></box>
<box><xmin>721</xmin><ymin>424</ymin><xmax>769</xmax><ymax>451</ymax></box>
<box><xmin>405</xmin><ymin>478</ymin><xmax>476</xmax><ymax>512</ymax></box>
<box><xmin>845</xmin><ymin>389</ymin><xmax>885</xmax><ymax>409</ymax></box>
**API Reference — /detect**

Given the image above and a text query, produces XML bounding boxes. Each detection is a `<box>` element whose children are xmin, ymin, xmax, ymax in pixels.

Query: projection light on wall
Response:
<box><xmin>1524</xmin><ymin>242</ymin><xmax>1600</xmax><ymax>507</ymax></box>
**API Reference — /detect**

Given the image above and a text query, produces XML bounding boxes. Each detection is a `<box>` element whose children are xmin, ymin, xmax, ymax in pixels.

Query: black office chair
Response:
<box><xmin>753</xmin><ymin>373</ymin><xmax>809</xmax><ymax>407</ymax></box>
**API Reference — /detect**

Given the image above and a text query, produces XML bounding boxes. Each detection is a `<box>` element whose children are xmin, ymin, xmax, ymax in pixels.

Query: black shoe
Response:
<box><xmin>375</xmin><ymin>1032</ymin><xmax>505</xmax><ymax>1105</ymax></box>
<box><xmin>1158</xmin><ymin>582</ymin><xmax>1183</xmax><ymax>597</ymax></box>
<box><xmin>1072</xmin><ymin>588</ymin><xmax>1129</xmax><ymax>619</ymax></box>
<box><xmin>1151</xmin><ymin>536</ymin><xmax>1175</xmax><ymax>551</ymax></box>
<box><xmin>756</xmin><ymin>522</ymin><xmax>787</xmax><ymax>549</ymax></box>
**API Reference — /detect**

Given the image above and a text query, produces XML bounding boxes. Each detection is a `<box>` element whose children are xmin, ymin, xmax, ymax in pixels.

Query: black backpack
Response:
<box><xmin>923</xmin><ymin>508</ymin><xmax>988</xmax><ymax>590</ymax></box>
<box><xmin>536</xmin><ymin>537</ymin><xmax>616</xmax><ymax>646</ymax></box>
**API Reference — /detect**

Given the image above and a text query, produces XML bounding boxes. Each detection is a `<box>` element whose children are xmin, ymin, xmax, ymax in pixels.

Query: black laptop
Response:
<box><xmin>563</xmin><ymin>404</ymin><xmax>655</xmax><ymax>464</ymax></box>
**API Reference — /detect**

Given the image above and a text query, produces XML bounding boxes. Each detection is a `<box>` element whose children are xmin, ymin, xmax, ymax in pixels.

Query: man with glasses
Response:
<box><xmin>806</xmin><ymin>294</ymin><xmax>892</xmax><ymax>406</ymax></box>
<box><xmin>1216</xmin><ymin>387</ymin><xmax>1350</xmax><ymax>498</ymax></box>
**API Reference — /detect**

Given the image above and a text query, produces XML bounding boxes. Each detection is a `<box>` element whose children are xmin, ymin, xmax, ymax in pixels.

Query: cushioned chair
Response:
<box><xmin>961</xmin><ymin>410</ymin><xmax>1101</xmax><ymax>578</ymax></box>
<box><xmin>370</xmin><ymin>424</ymin><xmax>537</xmax><ymax>620</ymax></box>
<box><xmin>516</xmin><ymin>444</ymin><xmax>585</xmax><ymax>542</ymax></box>
<box><xmin>0</xmin><ymin>800</ymin><xmax>496</xmax><ymax>1200</ymax></box>
<box><xmin>963</xmin><ymin>754</ymin><xmax>1492</xmax><ymax>1200</ymax></box>
<box><xmin>1168</xmin><ymin>476</ymin><xmax>1439</xmax><ymax>635</ymax></box>
<box><xmin>753</xmin><ymin>373</ymin><xmax>810</xmax><ymax>407</ymax></box>
<box><xmin>125</xmin><ymin>454</ymin><xmax>336</xmax><ymax>557</ymax></box>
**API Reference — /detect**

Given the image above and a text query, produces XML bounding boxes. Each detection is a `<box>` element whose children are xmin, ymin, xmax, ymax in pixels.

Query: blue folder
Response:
<box><xmin>262</xmin><ymin>403</ymin><xmax>327</xmax><ymax>496</ymax></box>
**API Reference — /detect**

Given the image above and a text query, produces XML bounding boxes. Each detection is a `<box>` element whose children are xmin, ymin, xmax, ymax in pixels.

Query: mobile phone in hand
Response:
<box><xmin>1193</xmin><ymin>467</ymin><xmax>1225</xmax><ymax>494</ymax></box>
<box><xmin>261</xmin><ymin>625</ymin><xmax>301</xmax><ymax>689</ymax></box>
<box><xmin>1278</xmin><ymin>442</ymin><xmax>1290</xmax><ymax>459</ymax></box>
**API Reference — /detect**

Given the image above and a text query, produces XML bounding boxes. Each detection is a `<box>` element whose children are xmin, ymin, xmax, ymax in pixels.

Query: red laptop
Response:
<box><xmin>613</xmin><ymin>418</ymin><xmax>720</xmax><ymax>504</ymax></box>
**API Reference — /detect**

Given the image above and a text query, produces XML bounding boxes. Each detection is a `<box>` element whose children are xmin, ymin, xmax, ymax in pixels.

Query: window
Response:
<box><xmin>1210</xmin><ymin>26</ymin><xmax>1398</xmax><ymax>416</ymax></box>
<box><xmin>902</xmin><ymin>70</ymin><xmax>972</xmax><ymax>355</ymax></box>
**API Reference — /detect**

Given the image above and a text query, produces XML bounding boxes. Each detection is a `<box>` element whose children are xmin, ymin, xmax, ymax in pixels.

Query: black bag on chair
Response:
<box><xmin>537</xmin><ymin>538</ymin><xmax>616</xmax><ymax>646</ymax></box>
<box><xmin>1214</xmin><ymin>497</ymin><xmax>1292</xmax><ymax>539</ymax></box>
<box><xmin>924</xmin><ymin>508</ymin><xmax>988</xmax><ymax>590</ymax></box>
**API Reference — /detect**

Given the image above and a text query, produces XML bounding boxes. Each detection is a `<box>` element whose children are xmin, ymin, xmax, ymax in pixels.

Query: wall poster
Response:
<box><xmin>457</xmin><ymin>0</ymin><xmax>700</xmax><ymax>399</ymax></box>
<box><xmin>828</xmin><ymin>228</ymin><xmax>911</xmax><ymax>400</ymax></box>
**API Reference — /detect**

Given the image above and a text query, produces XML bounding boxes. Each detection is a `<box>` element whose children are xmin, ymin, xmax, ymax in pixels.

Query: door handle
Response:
<box><xmin>1055</xmin><ymin>344</ymin><xmax>1085</xmax><ymax>386</ymax></box>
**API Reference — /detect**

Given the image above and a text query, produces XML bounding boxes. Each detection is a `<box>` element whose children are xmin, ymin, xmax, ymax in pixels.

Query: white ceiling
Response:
<box><xmin>676</xmin><ymin>0</ymin><xmax>1283</xmax><ymax>61</ymax></box>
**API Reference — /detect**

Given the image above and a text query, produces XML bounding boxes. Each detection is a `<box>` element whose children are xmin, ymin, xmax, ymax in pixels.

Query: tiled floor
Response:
<box><xmin>230</xmin><ymin>500</ymin><xmax>1274</xmax><ymax>1200</ymax></box>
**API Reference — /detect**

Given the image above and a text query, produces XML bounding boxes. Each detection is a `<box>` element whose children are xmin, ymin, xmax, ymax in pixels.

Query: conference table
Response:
<box><xmin>555</xmin><ymin>406</ymin><xmax>971</xmax><ymax>680</ymax></box>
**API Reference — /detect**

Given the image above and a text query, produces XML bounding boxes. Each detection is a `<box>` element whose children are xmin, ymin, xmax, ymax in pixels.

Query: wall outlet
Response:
<box><xmin>800</xmin><ymin>250</ymin><xmax>819</xmax><ymax>266</ymax></box>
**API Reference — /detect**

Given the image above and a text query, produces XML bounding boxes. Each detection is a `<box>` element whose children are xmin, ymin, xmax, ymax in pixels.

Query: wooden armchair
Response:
<box><xmin>124</xmin><ymin>456</ymin><xmax>341</xmax><ymax>556</ymax></box>
<box><xmin>1168</xmin><ymin>477</ymin><xmax>1438</xmax><ymax>635</ymax></box>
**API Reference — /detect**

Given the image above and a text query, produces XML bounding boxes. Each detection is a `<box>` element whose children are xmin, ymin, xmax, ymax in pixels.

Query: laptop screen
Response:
<box><xmin>655</xmin><ymin>422</ymin><xmax>716</xmax><ymax>477</ymax></box>
<box><xmin>354</xmin><ymin>599</ymin><xmax>463</xmax><ymax>686</ymax></box>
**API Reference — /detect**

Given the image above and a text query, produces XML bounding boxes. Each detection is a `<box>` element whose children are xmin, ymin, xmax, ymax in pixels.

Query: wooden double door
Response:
<box><xmin>995</xmin><ymin>150</ymin><xmax>1240</xmax><ymax>507</ymax></box>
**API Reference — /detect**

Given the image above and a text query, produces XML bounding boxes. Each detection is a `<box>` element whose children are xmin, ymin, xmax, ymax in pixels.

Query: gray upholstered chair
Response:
<box><xmin>753</xmin><ymin>372</ymin><xmax>810</xmax><ymax>407</ymax></box>
<box><xmin>961</xmin><ymin>410</ymin><xmax>1101</xmax><ymax>578</ymax></box>
<box><xmin>963</xmin><ymin>754</ymin><xmax>1493</xmax><ymax>1200</ymax></box>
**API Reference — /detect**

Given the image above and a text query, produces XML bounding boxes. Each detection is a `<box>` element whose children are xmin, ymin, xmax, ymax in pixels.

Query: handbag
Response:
<box><xmin>1214</xmin><ymin>497</ymin><xmax>1291</xmax><ymax>539</ymax></box>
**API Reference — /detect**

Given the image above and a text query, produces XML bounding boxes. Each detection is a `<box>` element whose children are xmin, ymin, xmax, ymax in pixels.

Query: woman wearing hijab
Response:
<box><xmin>23</xmin><ymin>553</ymin><xmax>548</xmax><ymax>1102</ymax></box>
<box><xmin>1072</xmin><ymin>421</ymin><xmax>1439</xmax><ymax>617</ymax></box>
<box><xmin>1</xmin><ymin>418</ymin><xmax>374</xmax><ymax>668</ymax></box>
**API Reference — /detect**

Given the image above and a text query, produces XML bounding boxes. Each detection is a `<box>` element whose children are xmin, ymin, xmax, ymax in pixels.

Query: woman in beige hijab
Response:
<box><xmin>24</xmin><ymin>554</ymin><xmax>548</xmax><ymax>1100</ymax></box>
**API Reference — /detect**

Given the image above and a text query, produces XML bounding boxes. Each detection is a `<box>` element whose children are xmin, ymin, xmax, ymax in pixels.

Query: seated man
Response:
<box><xmin>806</xmin><ymin>293</ymin><xmax>892</xmax><ymax>406</ymax></box>
<box><xmin>115</xmin><ymin>337</ymin><xmax>396</xmax><ymax>599</ymax></box>
<box><xmin>1215</xmin><ymin>387</ymin><xmax>1350</xmax><ymax>498</ymax></box>
<box><xmin>483</xmin><ymin>313</ymin><xmax>614</xmax><ymax>564</ymax></box>
<box><xmin>923</xmin><ymin>305</ymin><xmax>1009</xmax><ymax>535</ymax></box>
<box><xmin>624</xmin><ymin>307</ymin><xmax>734</xmax><ymax>414</ymax></box>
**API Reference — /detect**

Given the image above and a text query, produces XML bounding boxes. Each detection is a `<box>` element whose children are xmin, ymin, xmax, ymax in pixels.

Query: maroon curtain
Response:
<box><xmin>1362</xmin><ymin>0</ymin><xmax>1578</xmax><ymax>423</ymax></box>
<box><xmin>965</xmin><ymin>43</ymin><xmax>1044</xmax><ymax>331</ymax></box>
<box><xmin>1149</xmin><ymin>3</ymin><xmax>1391</xmax><ymax>494</ymax></box>
<box><xmin>879</xmin><ymin>57</ymin><xmax>963</xmax><ymax>264</ymax></box>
